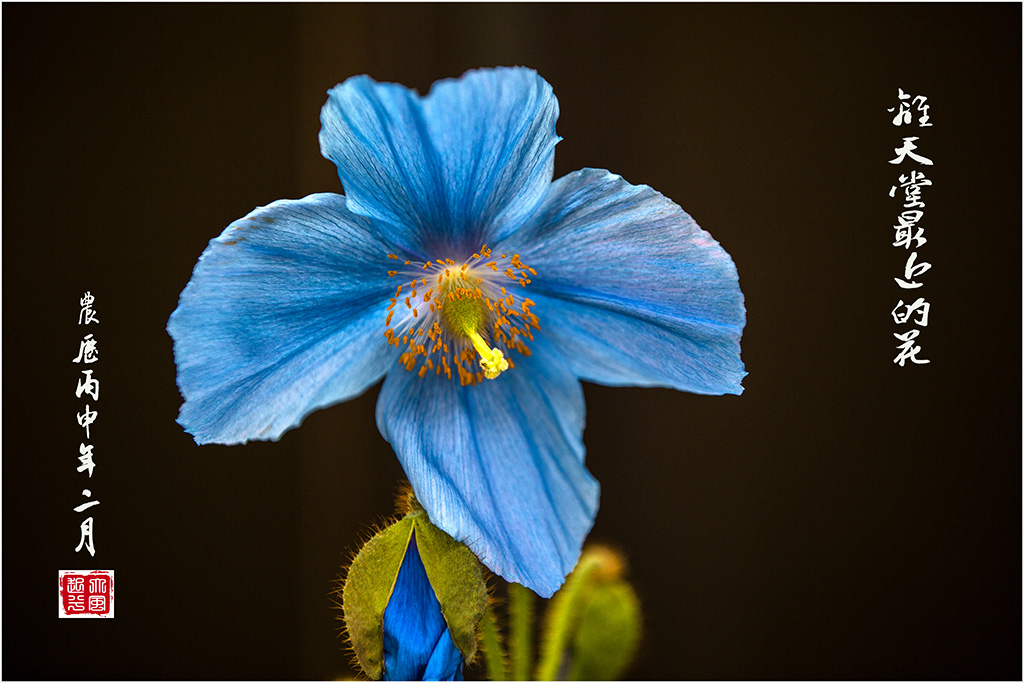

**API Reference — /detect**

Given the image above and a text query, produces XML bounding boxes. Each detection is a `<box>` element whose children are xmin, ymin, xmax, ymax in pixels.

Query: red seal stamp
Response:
<box><xmin>58</xmin><ymin>570</ymin><xmax>114</xmax><ymax>618</ymax></box>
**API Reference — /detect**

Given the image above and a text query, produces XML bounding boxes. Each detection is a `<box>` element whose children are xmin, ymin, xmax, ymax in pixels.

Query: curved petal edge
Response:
<box><xmin>168</xmin><ymin>193</ymin><xmax>397</xmax><ymax>444</ymax></box>
<box><xmin>376</xmin><ymin>338</ymin><xmax>599</xmax><ymax>597</ymax></box>
<box><xmin>319</xmin><ymin>67</ymin><xmax>560</xmax><ymax>257</ymax></box>
<box><xmin>507</xmin><ymin>168</ymin><xmax>746</xmax><ymax>395</ymax></box>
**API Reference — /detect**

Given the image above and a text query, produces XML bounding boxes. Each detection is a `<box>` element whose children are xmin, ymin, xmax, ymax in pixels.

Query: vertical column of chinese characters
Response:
<box><xmin>73</xmin><ymin>292</ymin><xmax>100</xmax><ymax>555</ymax></box>
<box><xmin>887</xmin><ymin>88</ymin><xmax>933</xmax><ymax>366</ymax></box>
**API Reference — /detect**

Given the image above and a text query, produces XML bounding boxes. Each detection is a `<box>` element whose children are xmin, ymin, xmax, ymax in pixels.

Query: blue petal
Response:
<box><xmin>319</xmin><ymin>67</ymin><xmax>560</xmax><ymax>257</ymax></box>
<box><xmin>168</xmin><ymin>193</ymin><xmax>397</xmax><ymax>444</ymax></box>
<box><xmin>421</xmin><ymin>627</ymin><xmax>464</xmax><ymax>682</ymax></box>
<box><xmin>383</xmin><ymin>535</ymin><xmax>464</xmax><ymax>681</ymax></box>
<box><xmin>376</xmin><ymin>337</ymin><xmax>599</xmax><ymax>598</ymax></box>
<box><xmin>504</xmin><ymin>169</ymin><xmax>746</xmax><ymax>395</ymax></box>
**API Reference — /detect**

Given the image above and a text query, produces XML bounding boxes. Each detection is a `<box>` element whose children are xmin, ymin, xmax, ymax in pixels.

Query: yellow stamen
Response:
<box><xmin>379</xmin><ymin>246</ymin><xmax>537</xmax><ymax>385</ymax></box>
<box><xmin>466</xmin><ymin>330</ymin><xmax>508</xmax><ymax>379</ymax></box>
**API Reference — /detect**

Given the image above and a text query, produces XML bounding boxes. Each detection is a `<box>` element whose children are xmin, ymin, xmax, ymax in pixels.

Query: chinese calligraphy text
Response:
<box><xmin>887</xmin><ymin>89</ymin><xmax>933</xmax><ymax>366</ymax></box>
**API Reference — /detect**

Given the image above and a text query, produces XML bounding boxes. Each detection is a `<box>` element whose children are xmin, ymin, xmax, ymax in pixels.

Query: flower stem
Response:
<box><xmin>508</xmin><ymin>582</ymin><xmax>535</xmax><ymax>680</ymax></box>
<box><xmin>534</xmin><ymin>553</ymin><xmax>602</xmax><ymax>681</ymax></box>
<box><xmin>479</xmin><ymin>603</ymin><xmax>508</xmax><ymax>681</ymax></box>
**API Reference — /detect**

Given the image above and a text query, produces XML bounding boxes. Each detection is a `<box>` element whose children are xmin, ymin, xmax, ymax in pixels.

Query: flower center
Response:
<box><xmin>382</xmin><ymin>245</ymin><xmax>539</xmax><ymax>386</ymax></box>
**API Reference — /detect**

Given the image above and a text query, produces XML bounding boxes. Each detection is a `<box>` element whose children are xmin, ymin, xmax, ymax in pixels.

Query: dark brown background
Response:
<box><xmin>3</xmin><ymin>3</ymin><xmax>1021</xmax><ymax>680</ymax></box>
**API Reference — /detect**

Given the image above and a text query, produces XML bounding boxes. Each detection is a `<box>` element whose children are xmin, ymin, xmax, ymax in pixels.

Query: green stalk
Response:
<box><xmin>479</xmin><ymin>602</ymin><xmax>508</xmax><ymax>681</ymax></box>
<box><xmin>508</xmin><ymin>582</ymin><xmax>535</xmax><ymax>680</ymax></box>
<box><xmin>534</xmin><ymin>554</ymin><xmax>602</xmax><ymax>681</ymax></box>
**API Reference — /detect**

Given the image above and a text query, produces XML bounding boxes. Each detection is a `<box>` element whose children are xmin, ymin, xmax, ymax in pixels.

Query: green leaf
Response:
<box><xmin>342</xmin><ymin>516</ymin><xmax>414</xmax><ymax>680</ymax></box>
<box><xmin>413</xmin><ymin>515</ymin><xmax>488</xmax><ymax>663</ymax></box>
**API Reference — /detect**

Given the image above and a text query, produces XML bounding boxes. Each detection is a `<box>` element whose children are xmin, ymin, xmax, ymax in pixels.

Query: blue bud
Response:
<box><xmin>383</xmin><ymin>535</ymin><xmax>464</xmax><ymax>681</ymax></box>
<box><xmin>341</xmin><ymin>498</ymin><xmax>487</xmax><ymax>681</ymax></box>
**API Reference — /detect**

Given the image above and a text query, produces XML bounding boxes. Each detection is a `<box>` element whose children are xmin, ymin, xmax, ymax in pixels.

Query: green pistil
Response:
<box><xmin>441</xmin><ymin>289</ymin><xmax>508</xmax><ymax>380</ymax></box>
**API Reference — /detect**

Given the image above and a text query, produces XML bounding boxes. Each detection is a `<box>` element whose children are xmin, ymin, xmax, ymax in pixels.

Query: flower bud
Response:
<box><xmin>538</xmin><ymin>545</ymin><xmax>642</xmax><ymax>681</ymax></box>
<box><xmin>341</xmin><ymin>509</ymin><xmax>488</xmax><ymax>680</ymax></box>
<box><xmin>569</xmin><ymin>578</ymin><xmax>641</xmax><ymax>680</ymax></box>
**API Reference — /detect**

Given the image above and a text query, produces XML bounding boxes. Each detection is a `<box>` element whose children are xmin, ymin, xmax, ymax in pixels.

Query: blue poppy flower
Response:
<box><xmin>383</xmin><ymin>535</ymin><xmax>465</xmax><ymax>681</ymax></box>
<box><xmin>168</xmin><ymin>67</ymin><xmax>745</xmax><ymax>598</ymax></box>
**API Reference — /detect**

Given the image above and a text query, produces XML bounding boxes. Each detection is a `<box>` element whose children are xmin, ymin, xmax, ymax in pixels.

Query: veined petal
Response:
<box><xmin>383</xmin><ymin>536</ymin><xmax>464</xmax><ymax>681</ymax></box>
<box><xmin>319</xmin><ymin>67</ymin><xmax>559</xmax><ymax>257</ymax></box>
<box><xmin>168</xmin><ymin>193</ymin><xmax>396</xmax><ymax>444</ymax></box>
<box><xmin>507</xmin><ymin>169</ymin><xmax>746</xmax><ymax>394</ymax></box>
<box><xmin>376</xmin><ymin>337</ymin><xmax>599</xmax><ymax>598</ymax></box>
